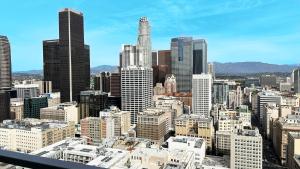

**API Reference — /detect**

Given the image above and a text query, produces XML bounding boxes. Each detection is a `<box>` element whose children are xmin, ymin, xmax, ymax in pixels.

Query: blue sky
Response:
<box><xmin>1</xmin><ymin>0</ymin><xmax>300</xmax><ymax>71</ymax></box>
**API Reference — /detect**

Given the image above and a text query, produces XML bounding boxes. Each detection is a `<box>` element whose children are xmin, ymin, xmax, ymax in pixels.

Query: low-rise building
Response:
<box><xmin>10</xmin><ymin>98</ymin><xmax>23</xmax><ymax>120</ymax></box>
<box><xmin>0</xmin><ymin>119</ymin><xmax>75</xmax><ymax>153</ymax></box>
<box><xmin>175</xmin><ymin>114</ymin><xmax>214</xmax><ymax>150</ymax></box>
<box><xmin>40</xmin><ymin>102</ymin><xmax>79</xmax><ymax>123</ymax></box>
<box><xmin>272</xmin><ymin>115</ymin><xmax>300</xmax><ymax>165</ymax></box>
<box><xmin>287</xmin><ymin>132</ymin><xmax>300</xmax><ymax>169</ymax></box>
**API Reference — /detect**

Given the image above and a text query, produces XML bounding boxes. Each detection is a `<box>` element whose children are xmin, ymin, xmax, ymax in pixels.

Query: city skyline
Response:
<box><xmin>2</xmin><ymin>0</ymin><xmax>300</xmax><ymax>71</ymax></box>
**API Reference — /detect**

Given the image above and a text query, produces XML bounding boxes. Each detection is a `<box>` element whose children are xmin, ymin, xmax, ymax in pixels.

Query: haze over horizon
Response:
<box><xmin>1</xmin><ymin>0</ymin><xmax>300</xmax><ymax>71</ymax></box>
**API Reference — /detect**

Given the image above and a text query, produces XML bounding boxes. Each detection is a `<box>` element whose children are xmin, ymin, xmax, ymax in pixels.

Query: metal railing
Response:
<box><xmin>0</xmin><ymin>149</ymin><xmax>103</xmax><ymax>169</ymax></box>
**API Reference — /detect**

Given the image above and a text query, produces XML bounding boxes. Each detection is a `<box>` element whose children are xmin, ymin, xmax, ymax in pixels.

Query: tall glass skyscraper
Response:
<box><xmin>0</xmin><ymin>35</ymin><xmax>12</xmax><ymax>90</ymax></box>
<box><xmin>171</xmin><ymin>37</ymin><xmax>193</xmax><ymax>92</ymax></box>
<box><xmin>43</xmin><ymin>8</ymin><xmax>90</xmax><ymax>102</ymax></box>
<box><xmin>193</xmin><ymin>39</ymin><xmax>207</xmax><ymax>74</ymax></box>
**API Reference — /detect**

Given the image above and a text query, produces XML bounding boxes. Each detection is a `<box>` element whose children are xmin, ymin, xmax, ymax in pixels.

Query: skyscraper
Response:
<box><xmin>44</xmin><ymin>8</ymin><xmax>90</xmax><ymax>102</ymax></box>
<box><xmin>0</xmin><ymin>35</ymin><xmax>12</xmax><ymax>90</ymax></box>
<box><xmin>294</xmin><ymin>68</ymin><xmax>300</xmax><ymax>93</ymax></box>
<box><xmin>121</xmin><ymin>66</ymin><xmax>153</xmax><ymax>124</ymax></box>
<box><xmin>192</xmin><ymin>74</ymin><xmax>212</xmax><ymax>117</ymax></box>
<box><xmin>137</xmin><ymin>17</ymin><xmax>152</xmax><ymax>68</ymax></box>
<box><xmin>171</xmin><ymin>37</ymin><xmax>193</xmax><ymax>92</ymax></box>
<box><xmin>193</xmin><ymin>39</ymin><xmax>207</xmax><ymax>74</ymax></box>
<box><xmin>0</xmin><ymin>35</ymin><xmax>12</xmax><ymax>121</ymax></box>
<box><xmin>120</xmin><ymin>17</ymin><xmax>153</xmax><ymax>124</ymax></box>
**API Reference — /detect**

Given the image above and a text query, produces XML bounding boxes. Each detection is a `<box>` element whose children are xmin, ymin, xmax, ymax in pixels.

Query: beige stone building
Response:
<box><xmin>175</xmin><ymin>114</ymin><xmax>214</xmax><ymax>150</ymax></box>
<box><xmin>136</xmin><ymin>108</ymin><xmax>169</xmax><ymax>145</ymax></box>
<box><xmin>40</xmin><ymin>102</ymin><xmax>79</xmax><ymax>123</ymax></box>
<box><xmin>10</xmin><ymin>98</ymin><xmax>23</xmax><ymax>120</ymax></box>
<box><xmin>287</xmin><ymin>132</ymin><xmax>300</xmax><ymax>169</ymax></box>
<box><xmin>0</xmin><ymin>118</ymin><xmax>75</xmax><ymax>153</ymax></box>
<box><xmin>273</xmin><ymin>115</ymin><xmax>300</xmax><ymax>165</ymax></box>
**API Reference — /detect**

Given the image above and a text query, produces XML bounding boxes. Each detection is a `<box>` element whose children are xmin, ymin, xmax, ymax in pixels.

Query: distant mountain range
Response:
<box><xmin>214</xmin><ymin>62</ymin><xmax>299</xmax><ymax>74</ymax></box>
<box><xmin>13</xmin><ymin>62</ymin><xmax>299</xmax><ymax>75</ymax></box>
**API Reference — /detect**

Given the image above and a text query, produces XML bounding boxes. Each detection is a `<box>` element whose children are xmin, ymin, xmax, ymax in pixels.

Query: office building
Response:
<box><xmin>152</xmin><ymin>50</ymin><xmax>172</xmax><ymax>85</ymax></box>
<box><xmin>230</xmin><ymin>128</ymin><xmax>263</xmax><ymax>169</ymax></box>
<box><xmin>94</xmin><ymin>72</ymin><xmax>110</xmax><ymax>92</ymax></box>
<box><xmin>287</xmin><ymin>132</ymin><xmax>300</xmax><ymax>169</ymax></box>
<box><xmin>44</xmin><ymin>8</ymin><xmax>90</xmax><ymax>102</ymax></box>
<box><xmin>273</xmin><ymin>115</ymin><xmax>300</xmax><ymax>164</ymax></box>
<box><xmin>0</xmin><ymin>91</ymin><xmax>10</xmax><ymax>121</ymax></box>
<box><xmin>171</xmin><ymin>37</ymin><xmax>193</xmax><ymax>92</ymax></box>
<box><xmin>99</xmin><ymin>106</ymin><xmax>131</xmax><ymax>139</ymax></box>
<box><xmin>78</xmin><ymin>90</ymin><xmax>108</xmax><ymax>119</ymax></box>
<box><xmin>193</xmin><ymin>39</ymin><xmax>207</xmax><ymax>74</ymax></box>
<box><xmin>33</xmin><ymin>80</ymin><xmax>53</xmax><ymax>94</ymax></box>
<box><xmin>10</xmin><ymin>98</ymin><xmax>24</xmax><ymax>120</ymax></box>
<box><xmin>294</xmin><ymin>69</ymin><xmax>300</xmax><ymax>93</ymax></box>
<box><xmin>23</xmin><ymin>96</ymin><xmax>48</xmax><ymax>118</ymax></box>
<box><xmin>0</xmin><ymin>35</ymin><xmax>12</xmax><ymax>91</ymax></box>
<box><xmin>0</xmin><ymin>119</ymin><xmax>75</xmax><ymax>153</ymax></box>
<box><xmin>80</xmin><ymin>117</ymin><xmax>102</xmax><ymax>144</ymax></box>
<box><xmin>192</xmin><ymin>74</ymin><xmax>212</xmax><ymax>117</ymax></box>
<box><xmin>213</xmin><ymin>81</ymin><xmax>229</xmax><ymax>105</ymax></box>
<box><xmin>257</xmin><ymin>91</ymin><xmax>281</xmax><ymax>123</ymax></box>
<box><xmin>110</xmin><ymin>73</ymin><xmax>121</xmax><ymax>97</ymax></box>
<box><xmin>40</xmin><ymin>102</ymin><xmax>79</xmax><ymax>123</ymax></box>
<box><xmin>121</xmin><ymin>66</ymin><xmax>153</xmax><ymax>124</ymax></box>
<box><xmin>41</xmin><ymin>92</ymin><xmax>61</xmax><ymax>106</ymax></box>
<box><xmin>175</xmin><ymin>114</ymin><xmax>214</xmax><ymax>150</ymax></box>
<box><xmin>14</xmin><ymin>83</ymin><xmax>39</xmax><ymax>98</ymax></box>
<box><xmin>136</xmin><ymin>108</ymin><xmax>169</xmax><ymax>145</ymax></box>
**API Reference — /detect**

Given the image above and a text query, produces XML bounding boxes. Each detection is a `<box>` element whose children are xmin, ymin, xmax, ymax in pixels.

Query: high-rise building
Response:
<box><xmin>110</xmin><ymin>73</ymin><xmax>121</xmax><ymax>97</ymax></box>
<box><xmin>121</xmin><ymin>66</ymin><xmax>153</xmax><ymax>124</ymax></box>
<box><xmin>44</xmin><ymin>8</ymin><xmax>90</xmax><ymax>102</ymax></box>
<box><xmin>230</xmin><ymin>128</ymin><xmax>263</xmax><ymax>169</ymax></box>
<box><xmin>193</xmin><ymin>39</ymin><xmax>207</xmax><ymax>74</ymax></box>
<box><xmin>294</xmin><ymin>69</ymin><xmax>300</xmax><ymax>93</ymax></box>
<box><xmin>14</xmin><ymin>83</ymin><xmax>40</xmax><ymax>98</ymax></box>
<box><xmin>0</xmin><ymin>35</ymin><xmax>12</xmax><ymax>91</ymax></box>
<box><xmin>152</xmin><ymin>50</ymin><xmax>172</xmax><ymax>85</ymax></box>
<box><xmin>78</xmin><ymin>90</ymin><xmax>108</xmax><ymax>119</ymax></box>
<box><xmin>171</xmin><ymin>37</ymin><xmax>193</xmax><ymax>92</ymax></box>
<box><xmin>0</xmin><ymin>91</ymin><xmax>10</xmax><ymax>121</ymax></box>
<box><xmin>23</xmin><ymin>96</ymin><xmax>48</xmax><ymax>118</ymax></box>
<box><xmin>94</xmin><ymin>72</ymin><xmax>111</xmax><ymax>92</ymax></box>
<box><xmin>257</xmin><ymin>91</ymin><xmax>281</xmax><ymax>123</ymax></box>
<box><xmin>212</xmin><ymin>81</ymin><xmax>229</xmax><ymax>106</ymax></box>
<box><xmin>137</xmin><ymin>17</ymin><xmax>151</xmax><ymax>68</ymax></box>
<box><xmin>192</xmin><ymin>74</ymin><xmax>212</xmax><ymax>117</ymax></box>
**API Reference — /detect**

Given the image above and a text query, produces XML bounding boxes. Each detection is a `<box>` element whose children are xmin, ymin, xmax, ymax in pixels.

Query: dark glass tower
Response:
<box><xmin>171</xmin><ymin>37</ymin><xmax>193</xmax><ymax>92</ymax></box>
<box><xmin>43</xmin><ymin>8</ymin><xmax>90</xmax><ymax>102</ymax></box>
<box><xmin>193</xmin><ymin>39</ymin><xmax>207</xmax><ymax>74</ymax></box>
<box><xmin>0</xmin><ymin>35</ymin><xmax>12</xmax><ymax>90</ymax></box>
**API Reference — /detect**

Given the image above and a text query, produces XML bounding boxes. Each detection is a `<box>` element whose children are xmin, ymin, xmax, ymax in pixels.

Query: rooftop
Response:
<box><xmin>202</xmin><ymin>155</ymin><xmax>230</xmax><ymax>168</ymax></box>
